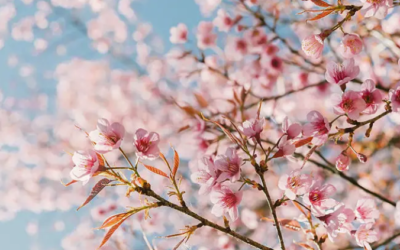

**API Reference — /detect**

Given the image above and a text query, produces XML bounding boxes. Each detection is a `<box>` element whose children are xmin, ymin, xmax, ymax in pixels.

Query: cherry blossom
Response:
<box><xmin>303</xmin><ymin>182</ymin><xmax>338</xmax><ymax>216</ymax></box>
<box><xmin>335</xmin><ymin>151</ymin><xmax>350</xmax><ymax>171</ymax></box>
<box><xmin>70</xmin><ymin>150</ymin><xmax>100</xmax><ymax>185</ymax></box>
<box><xmin>215</xmin><ymin>147</ymin><xmax>242</xmax><ymax>183</ymax></box>
<box><xmin>301</xmin><ymin>33</ymin><xmax>325</xmax><ymax>59</ymax></box>
<box><xmin>196</xmin><ymin>21</ymin><xmax>217</xmax><ymax>49</ymax></box>
<box><xmin>389</xmin><ymin>85</ymin><xmax>400</xmax><ymax>112</ymax></box>
<box><xmin>191</xmin><ymin>156</ymin><xmax>219</xmax><ymax>195</ymax></box>
<box><xmin>88</xmin><ymin>118</ymin><xmax>125</xmax><ymax>153</ymax></box>
<box><xmin>360</xmin><ymin>0</ymin><xmax>393</xmax><ymax>19</ymax></box>
<box><xmin>355</xmin><ymin>198</ymin><xmax>380</xmax><ymax>223</ymax></box>
<box><xmin>239</xmin><ymin>118</ymin><xmax>264</xmax><ymax>140</ymax></box>
<box><xmin>210</xmin><ymin>185</ymin><xmax>242</xmax><ymax>221</ymax></box>
<box><xmin>278</xmin><ymin>169</ymin><xmax>312</xmax><ymax>200</ymax></box>
<box><xmin>282</xmin><ymin>117</ymin><xmax>302</xmax><ymax>140</ymax></box>
<box><xmin>339</xmin><ymin>33</ymin><xmax>363</xmax><ymax>58</ymax></box>
<box><xmin>325</xmin><ymin>59</ymin><xmax>360</xmax><ymax>86</ymax></box>
<box><xmin>303</xmin><ymin>111</ymin><xmax>331</xmax><ymax>146</ymax></box>
<box><xmin>360</xmin><ymin>79</ymin><xmax>382</xmax><ymax>115</ymax></box>
<box><xmin>332</xmin><ymin>91</ymin><xmax>367</xmax><ymax>120</ymax></box>
<box><xmin>276</xmin><ymin>135</ymin><xmax>296</xmax><ymax>157</ymax></box>
<box><xmin>317</xmin><ymin>203</ymin><xmax>355</xmax><ymax>240</ymax></box>
<box><xmin>213</xmin><ymin>9</ymin><xmax>234</xmax><ymax>32</ymax></box>
<box><xmin>169</xmin><ymin>23</ymin><xmax>188</xmax><ymax>44</ymax></box>
<box><xmin>133</xmin><ymin>128</ymin><xmax>160</xmax><ymax>160</ymax></box>
<box><xmin>355</xmin><ymin>223</ymin><xmax>379</xmax><ymax>250</ymax></box>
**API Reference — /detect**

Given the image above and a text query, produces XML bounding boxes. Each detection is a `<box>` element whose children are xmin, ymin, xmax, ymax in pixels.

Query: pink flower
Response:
<box><xmin>89</xmin><ymin>118</ymin><xmax>125</xmax><ymax>153</ymax></box>
<box><xmin>215</xmin><ymin>148</ymin><xmax>242</xmax><ymax>183</ymax></box>
<box><xmin>332</xmin><ymin>91</ymin><xmax>367</xmax><ymax>120</ymax></box>
<box><xmin>282</xmin><ymin>117</ymin><xmax>302</xmax><ymax>140</ymax></box>
<box><xmin>360</xmin><ymin>0</ymin><xmax>393</xmax><ymax>19</ymax></box>
<box><xmin>389</xmin><ymin>85</ymin><xmax>400</xmax><ymax>112</ymax></box>
<box><xmin>303</xmin><ymin>182</ymin><xmax>338</xmax><ymax>216</ymax></box>
<box><xmin>303</xmin><ymin>111</ymin><xmax>331</xmax><ymax>146</ymax></box>
<box><xmin>133</xmin><ymin>128</ymin><xmax>160</xmax><ymax>160</ymax></box>
<box><xmin>210</xmin><ymin>185</ymin><xmax>242</xmax><ymax>221</ymax></box>
<box><xmin>325</xmin><ymin>59</ymin><xmax>360</xmax><ymax>86</ymax></box>
<box><xmin>355</xmin><ymin>198</ymin><xmax>380</xmax><ymax>223</ymax></box>
<box><xmin>355</xmin><ymin>223</ymin><xmax>379</xmax><ymax>250</ymax></box>
<box><xmin>213</xmin><ymin>9</ymin><xmax>233</xmax><ymax>32</ymax></box>
<box><xmin>278</xmin><ymin>169</ymin><xmax>312</xmax><ymax>200</ymax></box>
<box><xmin>70</xmin><ymin>150</ymin><xmax>100</xmax><ymax>185</ymax></box>
<box><xmin>360</xmin><ymin>79</ymin><xmax>382</xmax><ymax>115</ymax></box>
<box><xmin>169</xmin><ymin>23</ymin><xmax>188</xmax><ymax>44</ymax></box>
<box><xmin>240</xmin><ymin>118</ymin><xmax>264</xmax><ymax>140</ymax></box>
<box><xmin>339</xmin><ymin>34</ymin><xmax>363</xmax><ymax>58</ymax></box>
<box><xmin>301</xmin><ymin>33</ymin><xmax>325</xmax><ymax>59</ymax></box>
<box><xmin>191</xmin><ymin>156</ymin><xmax>219</xmax><ymax>195</ymax></box>
<box><xmin>335</xmin><ymin>152</ymin><xmax>350</xmax><ymax>171</ymax></box>
<box><xmin>196</xmin><ymin>21</ymin><xmax>217</xmax><ymax>49</ymax></box>
<box><xmin>276</xmin><ymin>135</ymin><xmax>295</xmax><ymax>157</ymax></box>
<box><xmin>317</xmin><ymin>203</ymin><xmax>355</xmax><ymax>240</ymax></box>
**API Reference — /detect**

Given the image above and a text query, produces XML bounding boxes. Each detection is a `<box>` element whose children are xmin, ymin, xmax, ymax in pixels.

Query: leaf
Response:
<box><xmin>294</xmin><ymin>137</ymin><xmax>313</xmax><ymax>148</ymax></box>
<box><xmin>159</xmin><ymin>152</ymin><xmax>171</xmax><ymax>170</ymax></box>
<box><xmin>310</xmin><ymin>0</ymin><xmax>332</xmax><ymax>7</ymax></box>
<box><xmin>296</xmin><ymin>242</ymin><xmax>315</xmax><ymax>250</ymax></box>
<box><xmin>177</xmin><ymin>125</ymin><xmax>190</xmax><ymax>133</ymax></box>
<box><xmin>61</xmin><ymin>179</ymin><xmax>77</xmax><ymax>187</ymax></box>
<box><xmin>261</xmin><ymin>217</ymin><xmax>301</xmax><ymax>231</ymax></box>
<box><xmin>271</xmin><ymin>150</ymin><xmax>284</xmax><ymax>159</ymax></box>
<box><xmin>77</xmin><ymin>178</ymin><xmax>113</xmax><ymax>211</ymax></box>
<box><xmin>96</xmin><ymin>153</ymin><xmax>105</xmax><ymax>167</ymax></box>
<box><xmin>97</xmin><ymin>216</ymin><xmax>129</xmax><ymax>249</ymax></box>
<box><xmin>97</xmin><ymin>212</ymin><xmax>132</xmax><ymax>229</ymax></box>
<box><xmin>194</xmin><ymin>93</ymin><xmax>208</xmax><ymax>108</ymax></box>
<box><xmin>172</xmin><ymin>149</ymin><xmax>180</xmax><ymax>178</ymax></box>
<box><xmin>143</xmin><ymin>163</ymin><xmax>169</xmax><ymax>178</ymax></box>
<box><xmin>308</xmin><ymin>9</ymin><xmax>334</xmax><ymax>21</ymax></box>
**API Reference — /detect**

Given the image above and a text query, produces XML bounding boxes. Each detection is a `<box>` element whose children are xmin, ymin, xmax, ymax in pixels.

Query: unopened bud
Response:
<box><xmin>346</xmin><ymin>118</ymin><xmax>358</xmax><ymax>125</ymax></box>
<box><xmin>357</xmin><ymin>153</ymin><xmax>367</xmax><ymax>163</ymax></box>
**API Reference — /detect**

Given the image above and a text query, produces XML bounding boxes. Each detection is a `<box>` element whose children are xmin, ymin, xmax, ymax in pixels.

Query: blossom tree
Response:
<box><xmin>2</xmin><ymin>0</ymin><xmax>400</xmax><ymax>249</ymax></box>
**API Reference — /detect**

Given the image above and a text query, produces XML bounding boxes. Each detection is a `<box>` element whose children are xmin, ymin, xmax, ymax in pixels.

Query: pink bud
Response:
<box><xmin>301</xmin><ymin>33</ymin><xmax>326</xmax><ymax>59</ymax></box>
<box><xmin>357</xmin><ymin>153</ymin><xmax>368</xmax><ymax>163</ymax></box>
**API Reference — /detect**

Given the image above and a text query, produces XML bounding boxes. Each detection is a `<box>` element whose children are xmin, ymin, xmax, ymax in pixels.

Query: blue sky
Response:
<box><xmin>0</xmin><ymin>0</ymin><xmax>202</xmax><ymax>249</ymax></box>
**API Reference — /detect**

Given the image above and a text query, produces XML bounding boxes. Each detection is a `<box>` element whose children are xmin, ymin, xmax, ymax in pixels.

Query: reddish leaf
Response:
<box><xmin>143</xmin><ymin>164</ymin><xmax>169</xmax><ymax>178</ymax></box>
<box><xmin>294</xmin><ymin>137</ymin><xmax>313</xmax><ymax>148</ymax></box>
<box><xmin>61</xmin><ymin>179</ymin><xmax>77</xmax><ymax>187</ymax></box>
<box><xmin>301</xmin><ymin>145</ymin><xmax>317</xmax><ymax>169</ymax></box>
<box><xmin>97</xmin><ymin>212</ymin><xmax>132</xmax><ymax>229</ymax></box>
<box><xmin>272</xmin><ymin>150</ymin><xmax>284</xmax><ymax>159</ymax></box>
<box><xmin>261</xmin><ymin>217</ymin><xmax>301</xmax><ymax>231</ymax></box>
<box><xmin>77</xmin><ymin>178</ymin><xmax>112</xmax><ymax>211</ymax></box>
<box><xmin>159</xmin><ymin>152</ymin><xmax>171</xmax><ymax>170</ymax></box>
<box><xmin>172</xmin><ymin>149</ymin><xmax>180</xmax><ymax>178</ymax></box>
<box><xmin>97</xmin><ymin>216</ymin><xmax>129</xmax><ymax>249</ymax></box>
<box><xmin>194</xmin><ymin>93</ymin><xmax>208</xmax><ymax>108</ymax></box>
<box><xmin>96</xmin><ymin>153</ymin><xmax>105</xmax><ymax>167</ymax></box>
<box><xmin>177</xmin><ymin>125</ymin><xmax>190</xmax><ymax>133</ymax></box>
<box><xmin>308</xmin><ymin>9</ymin><xmax>334</xmax><ymax>21</ymax></box>
<box><xmin>310</xmin><ymin>0</ymin><xmax>331</xmax><ymax>7</ymax></box>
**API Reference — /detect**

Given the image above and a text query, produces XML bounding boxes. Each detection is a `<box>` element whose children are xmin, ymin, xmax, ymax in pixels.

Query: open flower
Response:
<box><xmin>282</xmin><ymin>117</ymin><xmax>302</xmax><ymax>140</ymax></box>
<box><xmin>339</xmin><ymin>34</ymin><xmax>363</xmax><ymax>58</ymax></box>
<box><xmin>278</xmin><ymin>169</ymin><xmax>312</xmax><ymax>200</ymax></box>
<box><xmin>89</xmin><ymin>118</ymin><xmax>125</xmax><ymax>153</ymax></box>
<box><xmin>355</xmin><ymin>223</ymin><xmax>379</xmax><ymax>250</ymax></box>
<box><xmin>332</xmin><ymin>91</ymin><xmax>367</xmax><ymax>120</ymax></box>
<box><xmin>335</xmin><ymin>151</ymin><xmax>350</xmax><ymax>171</ymax></box>
<box><xmin>210</xmin><ymin>185</ymin><xmax>242</xmax><ymax>221</ymax></box>
<box><xmin>360</xmin><ymin>79</ymin><xmax>382</xmax><ymax>115</ymax></box>
<box><xmin>360</xmin><ymin>0</ymin><xmax>393</xmax><ymax>20</ymax></box>
<box><xmin>191</xmin><ymin>156</ymin><xmax>219</xmax><ymax>195</ymax></box>
<box><xmin>302</xmin><ymin>33</ymin><xmax>325</xmax><ymax>59</ymax></box>
<box><xmin>213</xmin><ymin>9</ymin><xmax>233</xmax><ymax>32</ymax></box>
<box><xmin>317</xmin><ymin>203</ymin><xmax>355</xmax><ymax>240</ymax></box>
<box><xmin>215</xmin><ymin>147</ymin><xmax>242</xmax><ymax>183</ymax></box>
<box><xmin>389</xmin><ymin>85</ymin><xmax>400</xmax><ymax>112</ymax></box>
<box><xmin>240</xmin><ymin>118</ymin><xmax>264</xmax><ymax>140</ymax></box>
<box><xmin>133</xmin><ymin>128</ymin><xmax>160</xmax><ymax>160</ymax></box>
<box><xmin>355</xmin><ymin>198</ymin><xmax>380</xmax><ymax>223</ymax></box>
<box><xmin>303</xmin><ymin>182</ymin><xmax>338</xmax><ymax>216</ymax></box>
<box><xmin>169</xmin><ymin>23</ymin><xmax>188</xmax><ymax>44</ymax></box>
<box><xmin>325</xmin><ymin>59</ymin><xmax>360</xmax><ymax>86</ymax></box>
<box><xmin>70</xmin><ymin>150</ymin><xmax>100</xmax><ymax>185</ymax></box>
<box><xmin>303</xmin><ymin>111</ymin><xmax>331</xmax><ymax>146</ymax></box>
<box><xmin>196</xmin><ymin>21</ymin><xmax>217</xmax><ymax>49</ymax></box>
<box><xmin>277</xmin><ymin>135</ymin><xmax>296</xmax><ymax>157</ymax></box>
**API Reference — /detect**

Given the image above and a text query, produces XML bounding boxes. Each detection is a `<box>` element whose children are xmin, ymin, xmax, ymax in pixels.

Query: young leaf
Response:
<box><xmin>296</xmin><ymin>242</ymin><xmax>315</xmax><ymax>250</ymax></box>
<box><xmin>194</xmin><ymin>93</ymin><xmax>208</xmax><ymax>108</ymax></box>
<box><xmin>97</xmin><ymin>216</ymin><xmax>129</xmax><ymax>249</ymax></box>
<box><xmin>97</xmin><ymin>212</ymin><xmax>132</xmax><ymax>229</ymax></box>
<box><xmin>77</xmin><ymin>178</ymin><xmax>113</xmax><ymax>211</ymax></box>
<box><xmin>308</xmin><ymin>9</ymin><xmax>334</xmax><ymax>21</ymax></box>
<box><xmin>294</xmin><ymin>137</ymin><xmax>313</xmax><ymax>148</ymax></box>
<box><xmin>159</xmin><ymin>152</ymin><xmax>172</xmax><ymax>171</ymax></box>
<box><xmin>61</xmin><ymin>179</ymin><xmax>77</xmax><ymax>187</ymax></box>
<box><xmin>142</xmin><ymin>163</ymin><xmax>169</xmax><ymax>178</ymax></box>
<box><xmin>172</xmin><ymin>149</ymin><xmax>180</xmax><ymax>178</ymax></box>
<box><xmin>301</xmin><ymin>145</ymin><xmax>317</xmax><ymax>169</ymax></box>
<box><xmin>310</xmin><ymin>0</ymin><xmax>332</xmax><ymax>7</ymax></box>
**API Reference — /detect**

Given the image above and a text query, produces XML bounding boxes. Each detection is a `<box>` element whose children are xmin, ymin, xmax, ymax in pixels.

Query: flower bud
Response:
<box><xmin>357</xmin><ymin>153</ymin><xmax>368</xmax><ymax>163</ymax></box>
